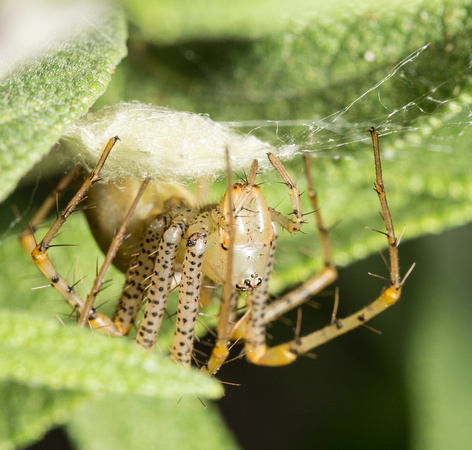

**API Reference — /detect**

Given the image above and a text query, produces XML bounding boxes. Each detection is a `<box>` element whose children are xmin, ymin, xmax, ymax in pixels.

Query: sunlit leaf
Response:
<box><xmin>0</xmin><ymin>310</ymin><xmax>222</xmax><ymax>399</ymax></box>
<box><xmin>0</xmin><ymin>4</ymin><xmax>127</xmax><ymax>201</ymax></box>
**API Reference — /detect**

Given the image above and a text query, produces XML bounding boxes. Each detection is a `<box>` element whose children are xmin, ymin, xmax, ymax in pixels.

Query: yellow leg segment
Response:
<box><xmin>240</xmin><ymin>128</ymin><xmax>408</xmax><ymax>367</ymax></box>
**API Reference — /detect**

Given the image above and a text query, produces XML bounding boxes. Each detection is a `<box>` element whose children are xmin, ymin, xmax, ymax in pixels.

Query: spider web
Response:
<box><xmin>211</xmin><ymin>40</ymin><xmax>472</xmax><ymax>273</ymax></box>
<box><xmin>227</xmin><ymin>42</ymin><xmax>471</xmax><ymax>163</ymax></box>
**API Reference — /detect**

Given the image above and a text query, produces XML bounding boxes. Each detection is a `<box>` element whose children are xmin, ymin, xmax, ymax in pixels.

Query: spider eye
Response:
<box><xmin>221</xmin><ymin>243</ymin><xmax>228</xmax><ymax>250</ymax></box>
<box><xmin>244</xmin><ymin>279</ymin><xmax>252</xmax><ymax>287</ymax></box>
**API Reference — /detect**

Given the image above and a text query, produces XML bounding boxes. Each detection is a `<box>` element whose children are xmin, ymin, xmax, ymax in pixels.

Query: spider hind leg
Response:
<box><xmin>244</xmin><ymin>128</ymin><xmax>403</xmax><ymax>366</ymax></box>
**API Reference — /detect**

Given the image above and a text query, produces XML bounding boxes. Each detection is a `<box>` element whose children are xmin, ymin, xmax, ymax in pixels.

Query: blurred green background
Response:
<box><xmin>1</xmin><ymin>0</ymin><xmax>471</xmax><ymax>448</ymax></box>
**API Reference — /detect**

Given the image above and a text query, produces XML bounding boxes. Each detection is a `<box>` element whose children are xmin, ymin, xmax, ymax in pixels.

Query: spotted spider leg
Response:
<box><xmin>171</xmin><ymin>225</ymin><xmax>209</xmax><ymax>366</ymax></box>
<box><xmin>112</xmin><ymin>215</ymin><xmax>171</xmax><ymax>335</ymax></box>
<box><xmin>243</xmin><ymin>128</ymin><xmax>406</xmax><ymax>366</ymax></box>
<box><xmin>19</xmin><ymin>137</ymin><xmax>127</xmax><ymax>335</ymax></box>
<box><xmin>130</xmin><ymin>208</ymin><xmax>214</xmax><ymax>368</ymax></box>
<box><xmin>243</xmin><ymin>223</ymin><xmax>278</xmax><ymax>360</ymax></box>
<box><xmin>133</xmin><ymin>210</ymin><xmax>195</xmax><ymax>349</ymax></box>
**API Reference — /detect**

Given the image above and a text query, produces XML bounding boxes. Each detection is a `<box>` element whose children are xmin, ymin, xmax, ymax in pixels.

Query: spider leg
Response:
<box><xmin>112</xmin><ymin>215</ymin><xmax>170</xmax><ymax>335</ymax></box>
<box><xmin>205</xmin><ymin>289</ymin><xmax>239</xmax><ymax>375</ymax></box>
<box><xmin>244</xmin><ymin>169</ymin><xmax>337</xmax><ymax>364</ymax></box>
<box><xmin>78</xmin><ymin>177</ymin><xmax>151</xmax><ymax>327</ymax></box>
<box><xmin>205</xmin><ymin>150</ymin><xmax>241</xmax><ymax>375</ymax></box>
<box><xmin>135</xmin><ymin>214</ymin><xmax>188</xmax><ymax>349</ymax></box>
<box><xmin>19</xmin><ymin>137</ymin><xmax>122</xmax><ymax>335</ymax></box>
<box><xmin>171</xmin><ymin>228</ymin><xmax>208</xmax><ymax>367</ymax></box>
<box><xmin>242</xmin><ymin>151</ymin><xmax>336</xmax><ymax>364</ymax></box>
<box><xmin>207</xmin><ymin>152</ymin><xmax>333</xmax><ymax>372</ymax></box>
<box><xmin>247</xmin><ymin>128</ymin><xmax>403</xmax><ymax>366</ymax></box>
<box><xmin>243</xmin><ymin>223</ymin><xmax>278</xmax><ymax>360</ymax></box>
<box><xmin>263</xmin><ymin>151</ymin><xmax>337</xmax><ymax>324</ymax></box>
<box><xmin>267</xmin><ymin>153</ymin><xmax>304</xmax><ymax>233</ymax></box>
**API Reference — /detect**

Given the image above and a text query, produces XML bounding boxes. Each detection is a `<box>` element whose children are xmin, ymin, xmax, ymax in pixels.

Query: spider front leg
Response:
<box><xmin>262</xmin><ymin>152</ymin><xmax>338</xmax><ymax>325</ymax></box>
<box><xmin>135</xmin><ymin>213</ymin><xmax>190</xmax><ymax>349</ymax></box>
<box><xmin>19</xmin><ymin>137</ymin><xmax>124</xmax><ymax>335</ymax></box>
<box><xmin>113</xmin><ymin>215</ymin><xmax>172</xmax><ymax>335</ymax></box>
<box><xmin>171</xmin><ymin>227</ymin><xmax>208</xmax><ymax>367</ymax></box>
<box><xmin>243</xmin><ymin>222</ymin><xmax>278</xmax><ymax>361</ymax></box>
<box><xmin>135</xmin><ymin>210</ymin><xmax>211</xmax><ymax>368</ymax></box>
<box><xmin>249</xmin><ymin>128</ymin><xmax>407</xmax><ymax>366</ymax></box>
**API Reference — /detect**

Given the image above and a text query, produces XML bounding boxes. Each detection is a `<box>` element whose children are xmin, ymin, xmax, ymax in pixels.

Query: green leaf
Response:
<box><xmin>0</xmin><ymin>381</ymin><xmax>86</xmax><ymax>449</ymax></box>
<box><xmin>67</xmin><ymin>394</ymin><xmax>239</xmax><ymax>450</ymax></box>
<box><xmin>0</xmin><ymin>5</ymin><xmax>127</xmax><ymax>202</ymax></box>
<box><xmin>0</xmin><ymin>309</ymin><xmax>222</xmax><ymax>400</ymax></box>
<box><xmin>111</xmin><ymin>0</ymin><xmax>472</xmax><ymax>121</ymax></box>
<box><xmin>122</xmin><ymin>0</ymin><xmax>337</xmax><ymax>43</ymax></box>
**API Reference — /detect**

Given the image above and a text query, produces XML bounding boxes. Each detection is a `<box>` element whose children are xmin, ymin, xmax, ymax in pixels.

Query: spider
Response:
<box><xmin>20</xmin><ymin>127</ymin><xmax>408</xmax><ymax>375</ymax></box>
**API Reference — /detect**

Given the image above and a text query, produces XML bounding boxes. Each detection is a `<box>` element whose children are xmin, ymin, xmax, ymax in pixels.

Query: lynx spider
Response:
<box><xmin>20</xmin><ymin>128</ymin><xmax>408</xmax><ymax>375</ymax></box>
